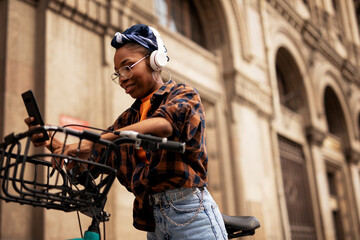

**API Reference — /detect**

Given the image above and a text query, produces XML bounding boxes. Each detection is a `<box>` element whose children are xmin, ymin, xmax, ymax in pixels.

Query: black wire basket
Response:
<box><xmin>0</xmin><ymin>126</ymin><xmax>119</xmax><ymax>218</ymax></box>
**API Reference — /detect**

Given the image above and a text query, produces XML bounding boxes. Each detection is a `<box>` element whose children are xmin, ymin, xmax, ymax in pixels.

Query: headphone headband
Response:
<box><xmin>149</xmin><ymin>27</ymin><xmax>165</xmax><ymax>54</ymax></box>
<box><xmin>149</xmin><ymin>26</ymin><xmax>168</xmax><ymax>71</ymax></box>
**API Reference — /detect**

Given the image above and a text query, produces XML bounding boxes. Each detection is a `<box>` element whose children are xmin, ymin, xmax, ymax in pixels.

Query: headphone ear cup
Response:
<box><xmin>150</xmin><ymin>50</ymin><xmax>167</xmax><ymax>71</ymax></box>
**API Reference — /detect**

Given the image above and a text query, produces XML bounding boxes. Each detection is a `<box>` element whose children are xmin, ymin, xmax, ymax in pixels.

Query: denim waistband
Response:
<box><xmin>149</xmin><ymin>187</ymin><xmax>205</xmax><ymax>206</ymax></box>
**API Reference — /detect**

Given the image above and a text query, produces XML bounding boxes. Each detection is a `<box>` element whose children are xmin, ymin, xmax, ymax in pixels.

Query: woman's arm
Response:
<box><xmin>52</xmin><ymin>117</ymin><xmax>172</xmax><ymax>159</ymax></box>
<box><xmin>100</xmin><ymin>117</ymin><xmax>173</xmax><ymax>142</ymax></box>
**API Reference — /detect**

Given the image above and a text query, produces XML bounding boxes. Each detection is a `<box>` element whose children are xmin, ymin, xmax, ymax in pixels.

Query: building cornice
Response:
<box><xmin>225</xmin><ymin>69</ymin><xmax>273</xmax><ymax>120</ymax></box>
<box><xmin>266</xmin><ymin>0</ymin><xmax>360</xmax><ymax>86</ymax></box>
<box><xmin>21</xmin><ymin>0</ymin><xmax>39</xmax><ymax>7</ymax></box>
<box><xmin>47</xmin><ymin>0</ymin><xmax>108</xmax><ymax>35</ymax></box>
<box><xmin>44</xmin><ymin>0</ymin><xmax>156</xmax><ymax>36</ymax></box>
<box><xmin>267</xmin><ymin>0</ymin><xmax>303</xmax><ymax>32</ymax></box>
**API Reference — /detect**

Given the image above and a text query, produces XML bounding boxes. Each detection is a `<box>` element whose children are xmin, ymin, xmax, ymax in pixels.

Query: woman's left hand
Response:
<box><xmin>52</xmin><ymin>140</ymin><xmax>95</xmax><ymax>169</ymax></box>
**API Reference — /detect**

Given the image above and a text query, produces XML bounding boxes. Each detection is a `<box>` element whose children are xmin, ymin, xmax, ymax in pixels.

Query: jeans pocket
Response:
<box><xmin>160</xmin><ymin>193</ymin><xmax>206</xmax><ymax>227</ymax></box>
<box><xmin>169</xmin><ymin>194</ymin><xmax>203</xmax><ymax>213</ymax></box>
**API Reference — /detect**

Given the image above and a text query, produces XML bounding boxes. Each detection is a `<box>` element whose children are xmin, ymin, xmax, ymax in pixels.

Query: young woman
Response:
<box><xmin>25</xmin><ymin>24</ymin><xmax>228</xmax><ymax>240</ymax></box>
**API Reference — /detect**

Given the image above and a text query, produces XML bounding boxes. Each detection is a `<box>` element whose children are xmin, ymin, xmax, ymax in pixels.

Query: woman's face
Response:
<box><xmin>113</xmin><ymin>46</ymin><xmax>161</xmax><ymax>99</ymax></box>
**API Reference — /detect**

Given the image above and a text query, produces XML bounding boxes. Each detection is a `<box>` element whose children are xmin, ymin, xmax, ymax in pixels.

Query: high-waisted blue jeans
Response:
<box><xmin>147</xmin><ymin>187</ymin><xmax>228</xmax><ymax>240</ymax></box>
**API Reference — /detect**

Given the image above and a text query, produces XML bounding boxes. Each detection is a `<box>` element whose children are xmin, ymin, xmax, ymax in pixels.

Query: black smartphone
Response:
<box><xmin>21</xmin><ymin>90</ymin><xmax>49</xmax><ymax>142</ymax></box>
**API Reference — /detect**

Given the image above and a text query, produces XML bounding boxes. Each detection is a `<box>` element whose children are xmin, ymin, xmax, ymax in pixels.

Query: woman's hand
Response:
<box><xmin>24</xmin><ymin>117</ymin><xmax>63</xmax><ymax>153</ymax></box>
<box><xmin>24</xmin><ymin>117</ymin><xmax>52</xmax><ymax>147</ymax></box>
<box><xmin>52</xmin><ymin>140</ymin><xmax>94</xmax><ymax>169</ymax></box>
<box><xmin>25</xmin><ymin>117</ymin><xmax>95</xmax><ymax>171</ymax></box>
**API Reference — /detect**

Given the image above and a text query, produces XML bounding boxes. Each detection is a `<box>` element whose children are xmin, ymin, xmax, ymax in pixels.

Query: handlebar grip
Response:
<box><xmin>158</xmin><ymin>141</ymin><xmax>186</xmax><ymax>153</ymax></box>
<box><xmin>81</xmin><ymin>130</ymin><xmax>101</xmax><ymax>142</ymax></box>
<box><xmin>115</xmin><ymin>131</ymin><xmax>166</xmax><ymax>143</ymax></box>
<box><xmin>63</xmin><ymin>128</ymin><xmax>101</xmax><ymax>142</ymax></box>
<box><xmin>137</xmin><ymin>133</ymin><xmax>166</xmax><ymax>143</ymax></box>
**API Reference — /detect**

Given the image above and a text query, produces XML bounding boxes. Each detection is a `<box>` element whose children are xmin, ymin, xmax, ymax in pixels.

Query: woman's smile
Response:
<box><xmin>122</xmin><ymin>82</ymin><xmax>136</xmax><ymax>94</ymax></box>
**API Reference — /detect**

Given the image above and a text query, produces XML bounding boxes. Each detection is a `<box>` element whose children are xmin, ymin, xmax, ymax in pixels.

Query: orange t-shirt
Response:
<box><xmin>136</xmin><ymin>91</ymin><xmax>156</xmax><ymax>163</ymax></box>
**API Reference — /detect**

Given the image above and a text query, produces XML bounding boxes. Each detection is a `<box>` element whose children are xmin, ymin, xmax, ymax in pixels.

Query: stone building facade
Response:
<box><xmin>0</xmin><ymin>0</ymin><xmax>360</xmax><ymax>239</ymax></box>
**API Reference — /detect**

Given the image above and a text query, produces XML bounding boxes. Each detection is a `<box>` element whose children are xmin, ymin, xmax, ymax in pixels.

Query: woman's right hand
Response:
<box><xmin>24</xmin><ymin>117</ymin><xmax>51</xmax><ymax>147</ymax></box>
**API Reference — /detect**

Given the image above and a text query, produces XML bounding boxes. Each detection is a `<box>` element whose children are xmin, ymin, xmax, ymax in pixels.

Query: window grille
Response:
<box><xmin>278</xmin><ymin>135</ymin><xmax>317</xmax><ymax>240</ymax></box>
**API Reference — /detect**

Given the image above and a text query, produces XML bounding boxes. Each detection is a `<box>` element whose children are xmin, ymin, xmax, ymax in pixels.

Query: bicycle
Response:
<box><xmin>0</xmin><ymin>125</ymin><xmax>260</xmax><ymax>239</ymax></box>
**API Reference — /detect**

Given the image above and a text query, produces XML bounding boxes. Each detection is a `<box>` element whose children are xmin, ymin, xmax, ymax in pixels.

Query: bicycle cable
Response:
<box><xmin>77</xmin><ymin>210</ymin><xmax>84</xmax><ymax>239</ymax></box>
<box><xmin>49</xmin><ymin>124</ymin><xmax>113</xmax><ymax>152</ymax></box>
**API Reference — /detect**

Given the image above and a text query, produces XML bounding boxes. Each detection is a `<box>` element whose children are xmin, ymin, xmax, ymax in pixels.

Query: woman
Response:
<box><xmin>25</xmin><ymin>24</ymin><xmax>228</xmax><ymax>240</ymax></box>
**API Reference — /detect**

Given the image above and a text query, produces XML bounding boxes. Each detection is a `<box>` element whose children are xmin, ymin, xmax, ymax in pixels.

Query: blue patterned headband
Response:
<box><xmin>111</xmin><ymin>24</ymin><xmax>159</xmax><ymax>52</ymax></box>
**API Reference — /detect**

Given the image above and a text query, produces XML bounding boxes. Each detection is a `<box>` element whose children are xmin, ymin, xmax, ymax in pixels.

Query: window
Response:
<box><xmin>330</xmin><ymin>0</ymin><xmax>345</xmax><ymax>42</ymax></box>
<box><xmin>275</xmin><ymin>48</ymin><xmax>304</xmax><ymax>112</ymax></box>
<box><xmin>327</xmin><ymin>171</ymin><xmax>337</xmax><ymax>196</ymax></box>
<box><xmin>324</xmin><ymin>87</ymin><xmax>347</xmax><ymax>139</ymax></box>
<box><xmin>155</xmin><ymin>0</ymin><xmax>207</xmax><ymax>48</ymax></box>
<box><xmin>332</xmin><ymin>0</ymin><xmax>338</xmax><ymax>12</ymax></box>
<box><xmin>278</xmin><ymin>135</ymin><xmax>316</xmax><ymax>240</ymax></box>
<box><xmin>355</xmin><ymin>0</ymin><xmax>360</xmax><ymax>37</ymax></box>
<box><xmin>326</xmin><ymin>165</ymin><xmax>345</xmax><ymax>240</ymax></box>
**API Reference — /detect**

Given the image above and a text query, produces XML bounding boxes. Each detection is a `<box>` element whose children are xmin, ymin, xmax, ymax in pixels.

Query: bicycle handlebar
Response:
<box><xmin>0</xmin><ymin>125</ymin><xmax>186</xmax><ymax>217</ymax></box>
<box><xmin>0</xmin><ymin>125</ymin><xmax>188</xmax><ymax>240</ymax></box>
<box><xmin>1</xmin><ymin>127</ymin><xmax>185</xmax><ymax>153</ymax></box>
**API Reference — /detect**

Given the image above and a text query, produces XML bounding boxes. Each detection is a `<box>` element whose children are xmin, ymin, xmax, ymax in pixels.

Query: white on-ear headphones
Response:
<box><xmin>149</xmin><ymin>27</ymin><xmax>168</xmax><ymax>71</ymax></box>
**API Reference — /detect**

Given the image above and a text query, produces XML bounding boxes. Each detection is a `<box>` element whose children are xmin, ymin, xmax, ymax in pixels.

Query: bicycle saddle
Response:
<box><xmin>222</xmin><ymin>214</ymin><xmax>260</xmax><ymax>238</ymax></box>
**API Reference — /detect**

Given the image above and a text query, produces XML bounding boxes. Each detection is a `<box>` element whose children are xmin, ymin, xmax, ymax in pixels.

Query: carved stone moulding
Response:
<box><xmin>306</xmin><ymin>126</ymin><xmax>326</xmax><ymax>146</ymax></box>
<box><xmin>344</xmin><ymin>147</ymin><xmax>360</xmax><ymax>164</ymax></box>
<box><xmin>233</xmin><ymin>76</ymin><xmax>273</xmax><ymax>119</ymax></box>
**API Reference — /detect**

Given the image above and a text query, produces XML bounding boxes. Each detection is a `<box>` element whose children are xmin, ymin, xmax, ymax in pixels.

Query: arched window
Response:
<box><xmin>275</xmin><ymin>48</ymin><xmax>304</xmax><ymax>112</ymax></box>
<box><xmin>324</xmin><ymin>87</ymin><xmax>347</xmax><ymax>138</ymax></box>
<box><xmin>332</xmin><ymin>0</ymin><xmax>338</xmax><ymax>12</ymax></box>
<box><xmin>155</xmin><ymin>0</ymin><xmax>207</xmax><ymax>48</ymax></box>
<box><xmin>355</xmin><ymin>0</ymin><xmax>360</xmax><ymax>37</ymax></box>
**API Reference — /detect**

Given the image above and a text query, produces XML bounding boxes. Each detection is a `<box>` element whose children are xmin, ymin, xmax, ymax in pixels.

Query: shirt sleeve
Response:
<box><xmin>131</xmin><ymin>84</ymin><xmax>205</xmax><ymax>197</ymax></box>
<box><xmin>151</xmin><ymin>85</ymin><xmax>202</xmax><ymax>140</ymax></box>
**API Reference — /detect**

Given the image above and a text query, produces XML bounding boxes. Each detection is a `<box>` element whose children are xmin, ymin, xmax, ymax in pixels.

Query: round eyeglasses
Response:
<box><xmin>111</xmin><ymin>55</ymin><xmax>149</xmax><ymax>85</ymax></box>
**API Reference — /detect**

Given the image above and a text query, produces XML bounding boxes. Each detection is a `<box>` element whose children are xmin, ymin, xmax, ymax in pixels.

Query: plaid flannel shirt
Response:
<box><xmin>106</xmin><ymin>79</ymin><xmax>208</xmax><ymax>231</ymax></box>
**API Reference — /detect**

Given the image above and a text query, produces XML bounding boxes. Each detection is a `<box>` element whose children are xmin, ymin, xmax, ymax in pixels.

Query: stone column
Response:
<box><xmin>306</xmin><ymin>126</ymin><xmax>335</xmax><ymax>240</ymax></box>
<box><xmin>345</xmin><ymin>147</ymin><xmax>360</xmax><ymax>238</ymax></box>
<box><xmin>226</xmin><ymin>70</ymin><xmax>276</xmax><ymax>239</ymax></box>
<box><xmin>0</xmin><ymin>0</ymin><xmax>45</xmax><ymax>239</ymax></box>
